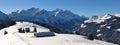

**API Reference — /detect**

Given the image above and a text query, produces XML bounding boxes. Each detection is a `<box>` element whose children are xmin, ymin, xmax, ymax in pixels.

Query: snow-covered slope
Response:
<box><xmin>115</xmin><ymin>14</ymin><xmax>120</xmax><ymax>17</ymax></box>
<box><xmin>75</xmin><ymin>14</ymin><xmax>120</xmax><ymax>44</ymax></box>
<box><xmin>9</xmin><ymin>8</ymin><xmax>87</xmax><ymax>33</ymax></box>
<box><xmin>0</xmin><ymin>22</ymin><xmax>117</xmax><ymax>45</ymax></box>
<box><xmin>0</xmin><ymin>11</ymin><xmax>16</xmax><ymax>30</ymax></box>
<box><xmin>1</xmin><ymin>22</ymin><xmax>50</xmax><ymax>33</ymax></box>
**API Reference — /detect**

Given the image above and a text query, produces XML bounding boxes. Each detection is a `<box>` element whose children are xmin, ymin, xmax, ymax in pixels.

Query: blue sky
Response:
<box><xmin>0</xmin><ymin>0</ymin><xmax>120</xmax><ymax>16</ymax></box>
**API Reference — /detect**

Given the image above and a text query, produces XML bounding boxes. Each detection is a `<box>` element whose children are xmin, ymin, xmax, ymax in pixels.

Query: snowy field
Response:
<box><xmin>0</xmin><ymin>22</ymin><xmax>118</xmax><ymax>45</ymax></box>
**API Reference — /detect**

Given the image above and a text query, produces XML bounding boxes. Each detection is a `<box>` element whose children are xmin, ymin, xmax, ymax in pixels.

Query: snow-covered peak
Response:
<box><xmin>10</xmin><ymin>8</ymin><xmax>42</xmax><ymax>16</ymax></box>
<box><xmin>53</xmin><ymin>8</ymin><xmax>63</xmax><ymax>12</ymax></box>
<box><xmin>9</xmin><ymin>8</ymin><xmax>86</xmax><ymax>33</ymax></box>
<box><xmin>9</xmin><ymin>8</ymin><xmax>80</xmax><ymax>17</ymax></box>
<box><xmin>22</xmin><ymin>8</ymin><xmax>40</xmax><ymax>15</ymax></box>
<box><xmin>27</xmin><ymin>8</ymin><xmax>40</xmax><ymax>12</ymax></box>
<box><xmin>102</xmin><ymin>14</ymin><xmax>112</xmax><ymax>19</ymax></box>
<box><xmin>53</xmin><ymin>8</ymin><xmax>63</xmax><ymax>16</ymax></box>
<box><xmin>84</xmin><ymin>16</ymin><xmax>101</xmax><ymax>23</ymax></box>
<box><xmin>104</xmin><ymin>14</ymin><xmax>111</xmax><ymax>16</ymax></box>
<box><xmin>31</xmin><ymin>9</ymin><xmax>48</xmax><ymax>15</ymax></box>
<box><xmin>84</xmin><ymin>14</ymin><xmax>113</xmax><ymax>24</ymax></box>
<box><xmin>52</xmin><ymin>8</ymin><xmax>75</xmax><ymax>16</ymax></box>
<box><xmin>116</xmin><ymin>28</ymin><xmax>120</xmax><ymax>32</ymax></box>
<box><xmin>15</xmin><ymin>9</ymin><xmax>25</xmax><ymax>14</ymax></box>
<box><xmin>115</xmin><ymin>14</ymin><xmax>120</xmax><ymax>17</ymax></box>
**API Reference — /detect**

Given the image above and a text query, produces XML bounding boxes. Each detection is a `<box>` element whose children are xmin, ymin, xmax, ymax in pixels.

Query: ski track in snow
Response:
<box><xmin>14</xmin><ymin>34</ymin><xmax>31</xmax><ymax>45</ymax></box>
<box><xmin>10</xmin><ymin>32</ymin><xmax>32</xmax><ymax>45</ymax></box>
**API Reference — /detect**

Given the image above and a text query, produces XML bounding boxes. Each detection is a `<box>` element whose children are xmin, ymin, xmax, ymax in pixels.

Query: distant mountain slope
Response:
<box><xmin>9</xmin><ymin>8</ymin><xmax>87</xmax><ymax>33</ymax></box>
<box><xmin>0</xmin><ymin>11</ymin><xmax>16</xmax><ymax>29</ymax></box>
<box><xmin>75</xmin><ymin>14</ymin><xmax>120</xmax><ymax>44</ymax></box>
<box><xmin>0</xmin><ymin>11</ymin><xmax>9</xmax><ymax>23</ymax></box>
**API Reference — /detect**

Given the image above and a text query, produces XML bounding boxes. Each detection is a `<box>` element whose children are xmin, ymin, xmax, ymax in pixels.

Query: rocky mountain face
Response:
<box><xmin>0</xmin><ymin>11</ymin><xmax>16</xmax><ymax>29</ymax></box>
<box><xmin>0</xmin><ymin>11</ymin><xmax>9</xmax><ymax>23</ymax></box>
<box><xmin>9</xmin><ymin>8</ymin><xmax>87</xmax><ymax>33</ymax></box>
<box><xmin>75</xmin><ymin>14</ymin><xmax>120</xmax><ymax>44</ymax></box>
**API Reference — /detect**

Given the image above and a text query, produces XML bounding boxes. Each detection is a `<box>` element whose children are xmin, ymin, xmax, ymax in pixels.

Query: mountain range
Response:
<box><xmin>0</xmin><ymin>8</ymin><xmax>87</xmax><ymax>33</ymax></box>
<box><xmin>75</xmin><ymin>14</ymin><xmax>120</xmax><ymax>44</ymax></box>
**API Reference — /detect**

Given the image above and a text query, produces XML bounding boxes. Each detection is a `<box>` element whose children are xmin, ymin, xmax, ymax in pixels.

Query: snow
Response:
<box><xmin>112</xmin><ymin>19</ymin><xmax>117</xmax><ymax>21</ymax></box>
<box><xmin>81</xmin><ymin>24</ymin><xmax>87</xmax><ymax>28</ymax></box>
<box><xmin>0</xmin><ymin>22</ymin><xmax>117</xmax><ymax>45</ymax></box>
<box><xmin>116</xmin><ymin>29</ymin><xmax>120</xmax><ymax>32</ymax></box>
<box><xmin>84</xmin><ymin>14</ymin><xmax>112</xmax><ymax>24</ymax></box>
<box><xmin>84</xmin><ymin>16</ymin><xmax>100</xmax><ymax>23</ymax></box>
<box><xmin>27</xmin><ymin>34</ymin><xmax>117</xmax><ymax>45</ymax></box>
<box><xmin>54</xmin><ymin>10</ymin><xmax>61</xmax><ymax>16</ymax></box>
<box><xmin>16</xmin><ymin>10</ymin><xmax>23</xmax><ymax>13</ymax></box>
<box><xmin>102</xmin><ymin>14</ymin><xmax>112</xmax><ymax>20</ymax></box>
<box><xmin>0</xmin><ymin>34</ymin><xmax>28</xmax><ymax>45</ymax></box>
<box><xmin>93</xmin><ymin>14</ymin><xmax>111</xmax><ymax>24</ymax></box>
<box><xmin>106</xmin><ymin>26</ymin><xmax>111</xmax><ymax>29</ymax></box>
<box><xmin>97</xmin><ymin>34</ymin><xmax>102</xmax><ymax>37</ymax></box>
<box><xmin>97</xmin><ymin>30</ymin><xmax>101</xmax><ymax>32</ymax></box>
<box><xmin>100</xmin><ymin>24</ymin><xmax>107</xmax><ymax>28</ymax></box>
<box><xmin>115</xmin><ymin>14</ymin><xmax>120</xmax><ymax>17</ymax></box>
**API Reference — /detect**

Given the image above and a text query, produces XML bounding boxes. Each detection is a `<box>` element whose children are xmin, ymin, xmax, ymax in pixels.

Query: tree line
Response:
<box><xmin>18</xmin><ymin>27</ymin><xmax>37</xmax><ymax>33</ymax></box>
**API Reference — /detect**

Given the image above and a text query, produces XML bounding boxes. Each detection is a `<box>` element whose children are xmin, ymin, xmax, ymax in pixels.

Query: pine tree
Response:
<box><xmin>26</xmin><ymin>28</ymin><xmax>30</xmax><ymax>33</ymax></box>
<box><xmin>22</xmin><ymin>29</ymin><xmax>25</xmax><ymax>33</ymax></box>
<box><xmin>88</xmin><ymin>34</ymin><xmax>94</xmax><ymax>40</ymax></box>
<box><xmin>18</xmin><ymin>28</ymin><xmax>22</xmax><ymax>33</ymax></box>
<box><xmin>34</xmin><ymin>27</ymin><xmax>37</xmax><ymax>32</ymax></box>
<box><xmin>4</xmin><ymin>30</ymin><xmax>8</xmax><ymax>35</ymax></box>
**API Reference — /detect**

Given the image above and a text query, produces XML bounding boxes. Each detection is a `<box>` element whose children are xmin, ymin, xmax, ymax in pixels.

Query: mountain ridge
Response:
<box><xmin>8</xmin><ymin>8</ymin><xmax>87</xmax><ymax>33</ymax></box>
<box><xmin>75</xmin><ymin>14</ymin><xmax>120</xmax><ymax>44</ymax></box>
